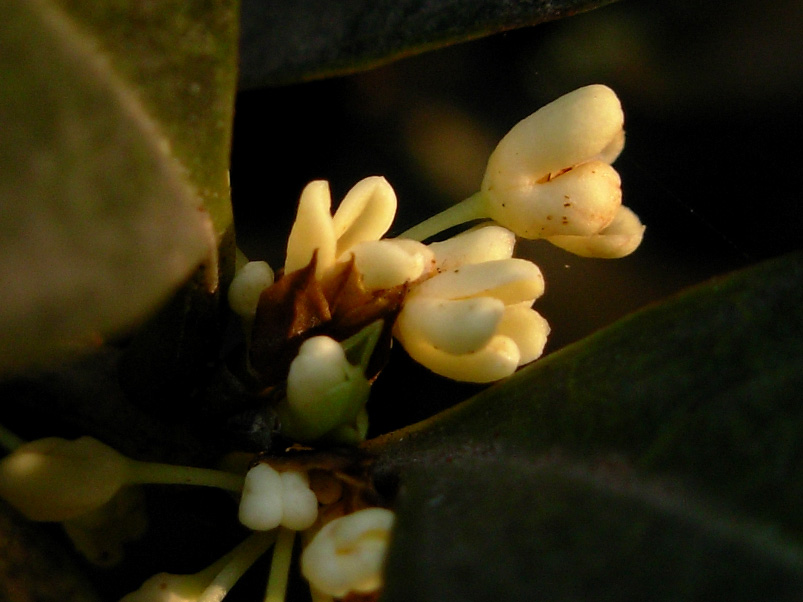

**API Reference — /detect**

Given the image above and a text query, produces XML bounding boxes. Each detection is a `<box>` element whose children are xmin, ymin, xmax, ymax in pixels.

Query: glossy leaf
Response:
<box><xmin>238</xmin><ymin>0</ymin><xmax>618</xmax><ymax>89</ymax></box>
<box><xmin>0</xmin><ymin>0</ymin><xmax>238</xmax><ymax>375</ymax></box>
<box><xmin>382</xmin><ymin>456</ymin><xmax>803</xmax><ymax>602</ymax></box>
<box><xmin>368</xmin><ymin>251</ymin><xmax>803</xmax><ymax>599</ymax></box>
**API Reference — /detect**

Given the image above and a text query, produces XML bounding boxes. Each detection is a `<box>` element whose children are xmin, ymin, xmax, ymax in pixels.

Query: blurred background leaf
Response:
<box><xmin>383</xmin><ymin>458</ymin><xmax>803</xmax><ymax>602</ymax></box>
<box><xmin>0</xmin><ymin>0</ymin><xmax>238</xmax><ymax>376</ymax></box>
<box><xmin>237</xmin><ymin>0</ymin><xmax>618</xmax><ymax>89</ymax></box>
<box><xmin>368</xmin><ymin>251</ymin><xmax>803</xmax><ymax>599</ymax></box>
<box><xmin>0</xmin><ymin>0</ymin><xmax>235</xmax><ymax>372</ymax></box>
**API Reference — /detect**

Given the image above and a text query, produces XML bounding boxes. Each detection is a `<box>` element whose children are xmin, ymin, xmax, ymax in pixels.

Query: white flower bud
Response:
<box><xmin>546</xmin><ymin>205</ymin><xmax>645</xmax><ymax>258</ymax></box>
<box><xmin>332</xmin><ymin>176</ymin><xmax>397</xmax><ymax>256</ymax></box>
<box><xmin>427</xmin><ymin>224</ymin><xmax>516</xmax><ymax>271</ymax></box>
<box><xmin>301</xmin><ymin>508</ymin><xmax>395</xmax><ymax>598</ymax></box>
<box><xmin>283</xmin><ymin>336</ymin><xmax>371</xmax><ymax>442</ymax></box>
<box><xmin>394</xmin><ymin>256</ymin><xmax>548</xmax><ymax>382</ymax></box>
<box><xmin>238</xmin><ymin>464</ymin><xmax>318</xmax><ymax>532</ymax></box>
<box><xmin>0</xmin><ymin>436</ymin><xmax>129</xmax><ymax>522</ymax></box>
<box><xmin>285</xmin><ymin>180</ymin><xmax>337</xmax><ymax>277</ymax></box>
<box><xmin>346</xmin><ymin>239</ymin><xmax>434</xmax><ymax>290</ymax></box>
<box><xmin>481</xmin><ymin>85</ymin><xmax>626</xmax><ymax>240</ymax></box>
<box><xmin>227</xmin><ymin>260</ymin><xmax>274</xmax><ymax>319</ymax></box>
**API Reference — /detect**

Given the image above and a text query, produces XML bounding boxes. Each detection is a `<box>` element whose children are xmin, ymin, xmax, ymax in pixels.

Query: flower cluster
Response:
<box><xmin>0</xmin><ymin>85</ymin><xmax>644</xmax><ymax>602</ymax></box>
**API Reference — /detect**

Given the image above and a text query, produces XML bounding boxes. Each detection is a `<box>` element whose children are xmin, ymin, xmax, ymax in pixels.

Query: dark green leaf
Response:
<box><xmin>0</xmin><ymin>0</ymin><xmax>238</xmax><ymax>375</ymax></box>
<box><xmin>382</xmin><ymin>456</ymin><xmax>803</xmax><ymax>602</ymax></box>
<box><xmin>238</xmin><ymin>0</ymin><xmax>618</xmax><ymax>89</ymax></box>
<box><xmin>368</xmin><ymin>252</ymin><xmax>803</xmax><ymax>597</ymax></box>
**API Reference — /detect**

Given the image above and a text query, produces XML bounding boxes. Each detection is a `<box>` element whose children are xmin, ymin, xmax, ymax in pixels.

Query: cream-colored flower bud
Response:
<box><xmin>546</xmin><ymin>205</ymin><xmax>645</xmax><ymax>258</ymax></box>
<box><xmin>301</xmin><ymin>507</ymin><xmax>395</xmax><ymax>598</ymax></box>
<box><xmin>332</xmin><ymin>176</ymin><xmax>397</xmax><ymax>256</ymax></box>
<box><xmin>481</xmin><ymin>85</ymin><xmax>625</xmax><ymax>240</ymax></box>
<box><xmin>0</xmin><ymin>436</ymin><xmax>128</xmax><ymax>522</ymax></box>
<box><xmin>283</xmin><ymin>336</ymin><xmax>371</xmax><ymax>442</ymax></box>
<box><xmin>227</xmin><ymin>260</ymin><xmax>274</xmax><ymax>319</ymax></box>
<box><xmin>238</xmin><ymin>464</ymin><xmax>318</xmax><ymax>531</ymax></box>
<box><xmin>394</xmin><ymin>257</ymin><xmax>548</xmax><ymax>382</ymax></box>
<box><xmin>427</xmin><ymin>225</ymin><xmax>515</xmax><ymax>271</ymax></box>
<box><xmin>285</xmin><ymin>180</ymin><xmax>337</xmax><ymax>277</ymax></box>
<box><xmin>347</xmin><ymin>239</ymin><xmax>434</xmax><ymax>290</ymax></box>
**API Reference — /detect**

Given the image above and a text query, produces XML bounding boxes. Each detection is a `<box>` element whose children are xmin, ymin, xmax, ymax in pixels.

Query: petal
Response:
<box><xmin>427</xmin><ymin>225</ymin><xmax>516</xmax><ymax>271</ymax></box>
<box><xmin>332</xmin><ymin>176</ymin><xmax>397</xmax><ymax>256</ymax></box>
<box><xmin>497</xmin><ymin>304</ymin><xmax>550</xmax><ymax>365</ymax></box>
<box><xmin>396</xmin><ymin>296</ymin><xmax>505</xmax><ymax>355</ymax></box>
<box><xmin>411</xmin><ymin>258</ymin><xmax>544</xmax><ymax>304</ymax></box>
<box><xmin>546</xmin><ymin>205</ymin><xmax>645</xmax><ymax>258</ymax></box>
<box><xmin>482</xmin><ymin>84</ymin><xmax>624</xmax><ymax>191</ymax></box>
<box><xmin>398</xmin><ymin>333</ymin><xmax>520</xmax><ymax>383</ymax></box>
<box><xmin>484</xmin><ymin>161</ymin><xmax>621</xmax><ymax>239</ymax></box>
<box><xmin>346</xmin><ymin>239</ymin><xmax>434</xmax><ymax>290</ymax></box>
<box><xmin>285</xmin><ymin>180</ymin><xmax>337</xmax><ymax>277</ymax></box>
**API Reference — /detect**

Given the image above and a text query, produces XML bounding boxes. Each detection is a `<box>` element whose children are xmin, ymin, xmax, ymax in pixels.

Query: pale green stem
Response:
<box><xmin>197</xmin><ymin>531</ymin><xmax>277</xmax><ymax>602</ymax></box>
<box><xmin>397</xmin><ymin>191</ymin><xmax>489</xmax><ymax>242</ymax></box>
<box><xmin>124</xmin><ymin>459</ymin><xmax>245</xmax><ymax>492</ymax></box>
<box><xmin>0</xmin><ymin>423</ymin><xmax>25</xmax><ymax>452</ymax></box>
<box><xmin>264</xmin><ymin>527</ymin><xmax>295</xmax><ymax>602</ymax></box>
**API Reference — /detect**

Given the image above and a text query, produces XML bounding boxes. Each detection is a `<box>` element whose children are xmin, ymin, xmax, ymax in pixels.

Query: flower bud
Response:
<box><xmin>238</xmin><ymin>464</ymin><xmax>318</xmax><ymax>532</ymax></box>
<box><xmin>227</xmin><ymin>260</ymin><xmax>274</xmax><ymax>319</ymax></box>
<box><xmin>282</xmin><ymin>336</ymin><xmax>371</xmax><ymax>442</ymax></box>
<box><xmin>301</xmin><ymin>507</ymin><xmax>395</xmax><ymax>598</ymax></box>
<box><xmin>0</xmin><ymin>436</ymin><xmax>129</xmax><ymax>521</ymax></box>
<box><xmin>481</xmin><ymin>85</ymin><xmax>626</xmax><ymax>240</ymax></box>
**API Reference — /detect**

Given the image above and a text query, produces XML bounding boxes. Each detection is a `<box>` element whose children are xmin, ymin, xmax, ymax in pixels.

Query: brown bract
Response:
<box><xmin>249</xmin><ymin>253</ymin><xmax>407</xmax><ymax>387</ymax></box>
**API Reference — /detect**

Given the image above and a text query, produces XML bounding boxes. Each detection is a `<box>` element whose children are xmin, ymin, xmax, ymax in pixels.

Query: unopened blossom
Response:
<box><xmin>0</xmin><ymin>436</ymin><xmax>129</xmax><ymax>521</ymax></box>
<box><xmin>400</xmin><ymin>85</ymin><xmax>644</xmax><ymax>258</ymax></box>
<box><xmin>481</xmin><ymin>84</ymin><xmax>627</xmax><ymax>240</ymax></box>
<box><xmin>0</xmin><ymin>436</ymin><xmax>244</xmax><ymax>523</ymax></box>
<box><xmin>301</xmin><ymin>507</ymin><xmax>395</xmax><ymax>598</ymax></box>
<box><xmin>238</xmin><ymin>463</ymin><xmax>318</xmax><ymax>531</ymax></box>
<box><xmin>228</xmin><ymin>260</ymin><xmax>274</xmax><ymax>319</ymax></box>
<box><xmin>276</xmin><ymin>334</ymin><xmax>374</xmax><ymax>443</ymax></box>
<box><xmin>394</xmin><ymin>226</ymin><xmax>550</xmax><ymax>382</ymax></box>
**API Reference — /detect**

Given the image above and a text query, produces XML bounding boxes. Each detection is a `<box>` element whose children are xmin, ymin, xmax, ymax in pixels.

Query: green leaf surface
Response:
<box><xmin>369</xmin><ymin>252</ymin><xmax>803</xmax><ymax>599</ymax></box>
<box><xmin>0</xmin><ymin>0</ymin><xmax>238</xmax><ymax>375</ymax></box>
<box><xmin>238</xmin><ymin>0</ymin><xmax>618</xmax><ymax>89</ymax></box>
<box><xmin>382</xmin><ymin>457</ymin><xmax>803</xmax><ymax>602</ymax></box>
